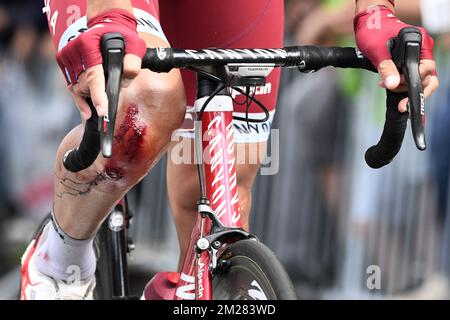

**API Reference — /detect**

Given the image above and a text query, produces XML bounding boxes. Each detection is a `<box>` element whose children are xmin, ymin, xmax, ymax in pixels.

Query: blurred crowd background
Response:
<box><xmin>0</xmin><ymin>0</ymin><xmax>450</xmax><ymax>299</ymax></box>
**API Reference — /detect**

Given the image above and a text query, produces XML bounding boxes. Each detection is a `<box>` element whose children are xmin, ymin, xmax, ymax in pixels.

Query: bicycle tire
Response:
<box><xmin>93</xmin><ymin>222</ymin><xmax>114</xmax><ymax>300</ymax></box>
<box><xmin>212</xmin><ymin>239</ymin><xmax>297</xmax><ymax>300</ymax></box>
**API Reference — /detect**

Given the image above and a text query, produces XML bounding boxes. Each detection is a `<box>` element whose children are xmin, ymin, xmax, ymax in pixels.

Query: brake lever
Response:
<box><xmin>389</xmin><ymin>27</ymin><xmax>426</xmax><ymax>151</ymax></box>
<box><xmin>101</xmin><ymin>33</ymin><xmax>125</xmax><ymax>158</ymax></box>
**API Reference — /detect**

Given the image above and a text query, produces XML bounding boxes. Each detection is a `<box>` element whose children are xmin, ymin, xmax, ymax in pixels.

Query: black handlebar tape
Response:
<box><xmin>289</xmin><ymin>46</ymin><xmax>376</xmax><ymax>73</ymax></box>
<box><xmin>390</xmin><ymin>27</ymin><xmax>426</xmax><ymax>150</ymax></box>
<box><xmin>100</xmin><ymin>33</ymin><xmax>124</xmax><ymax>158</ymax></box>
<box><xmin>365</xmin><ymin>91</ymin><xmax>408</xmax><ymax>169</ymax></box>
<box><xmin>142</xmin><ymin>47</ymin><xmax>376</xmax><ymax>73</ymax></box>
<box><xmin>63</xmin><ymin>98</ymin><xmax>101</xmax><ymax>172</ymax></box>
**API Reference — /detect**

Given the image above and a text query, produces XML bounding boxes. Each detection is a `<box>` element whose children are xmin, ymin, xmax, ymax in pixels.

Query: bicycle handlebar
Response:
<box><xmin>142</xmin><ymin>46</ymin><xmax>376</xmax><ymax>73</ymax></box>
<box><xmin>62</xmin><ymin>27</ymin><xmax>426</xmax><ymax>172</ymax></box>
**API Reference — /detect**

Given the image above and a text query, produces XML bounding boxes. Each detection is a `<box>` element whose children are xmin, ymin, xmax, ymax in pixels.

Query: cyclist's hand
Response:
<box><xmin>354</xmin><ymin>6</ymin><xmax>439</xmax><ymax>113</ymax></box>
<box><xmin>56</xmin><ymin>9</ymin><xmax>146</xmax><ymax>120</ymax></box>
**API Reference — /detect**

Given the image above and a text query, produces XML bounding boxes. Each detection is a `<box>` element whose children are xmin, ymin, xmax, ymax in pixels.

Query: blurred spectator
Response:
<box><xmin>0</xmin><ymin>37</ymin><xmax>78</xmax><ymax>219</ymax></box>
<box><xmin>0</xmin><ymin>1</ymin><xmax>78</xmax><ymax>274</ymax></box>
<box><xmin>0</xmin><ymin>0</ymin><xmax>46</xmax><ymax>50</ymax></box>
<box><xmin>424</xmin><ymin>0</ymin><xmax>450</xmax><ymax>218</ymax></box>
<box><xmin>429</xmin><ymin>47</ymin><xmax>450</xmax><ymax>221</ymax></box>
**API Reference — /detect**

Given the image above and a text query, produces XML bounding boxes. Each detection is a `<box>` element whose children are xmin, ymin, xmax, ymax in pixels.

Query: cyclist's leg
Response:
<box><xmin>22</xmin><ymin>0</ymin><xmax>185</xmax><ymax>294</ymax></box>
<box><xmin>48</xmin><ymin>0</ymin><xmax>184</xmax><ymax>241</ymax></box>
<box><xmin>53</xmin><ymin>33</ymin><xmax>185</xmax><ymax>240</ymax></box>
<box><xmin>48</xmin><ymin>34</ymin><xmax>183</xmax><ymax>252</ymax></box>
<box><xmin>161</xmin><ymin>0</ymin><xmax>284</xmax><ymax>269</ymax></box>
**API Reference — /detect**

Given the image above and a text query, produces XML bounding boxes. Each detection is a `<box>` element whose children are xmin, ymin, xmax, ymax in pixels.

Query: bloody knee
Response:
<box><xmin>102</xmin><ymin>76</ymin><xmax>185</xmax><ymax>185</ymax></box>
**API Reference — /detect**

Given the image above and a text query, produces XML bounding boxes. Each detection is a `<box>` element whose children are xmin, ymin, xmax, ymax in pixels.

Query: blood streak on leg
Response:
<box><xmin>105</xmin><ymin>104</ymin><xmax>147</xmax><ymax>175</ymax></box>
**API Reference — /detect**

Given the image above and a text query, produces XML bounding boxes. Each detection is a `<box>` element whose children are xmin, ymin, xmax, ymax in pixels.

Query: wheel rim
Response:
<box><xmin>212</xmin><ymin>256</ymin><xmax>278</xmax><ymax>300</ymax></box>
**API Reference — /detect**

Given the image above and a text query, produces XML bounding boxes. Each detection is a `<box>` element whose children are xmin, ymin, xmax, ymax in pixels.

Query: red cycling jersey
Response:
<box><xmin>42</xmin><ymin>0</ymin><xmax>161</xmax><ymax>51</ymax></box>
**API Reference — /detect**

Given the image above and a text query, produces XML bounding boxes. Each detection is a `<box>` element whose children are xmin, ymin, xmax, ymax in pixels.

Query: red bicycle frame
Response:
<box><xmin>174</xmin><ymin>78</ymin><xmax>244</xmax><ymax>300</ymax></box>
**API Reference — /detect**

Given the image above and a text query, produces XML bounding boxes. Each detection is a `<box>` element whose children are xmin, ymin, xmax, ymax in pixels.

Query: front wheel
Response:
<box><xmin>212</xmin><ymin>239</ymin><xmax>297</xmax><ymax>300</ymax></box>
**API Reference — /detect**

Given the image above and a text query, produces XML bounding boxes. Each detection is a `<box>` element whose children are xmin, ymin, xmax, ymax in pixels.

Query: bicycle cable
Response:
<box><xmin>186</xmin><ymin>66</ymin><xmax>270</xmax><ymax>123</ymax></box>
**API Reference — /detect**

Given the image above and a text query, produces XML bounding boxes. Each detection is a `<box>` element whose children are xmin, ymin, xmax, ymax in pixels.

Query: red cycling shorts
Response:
<box><xmin>43</xmin><ymin>0</ymin><xmax>284</xmax><ymax>143</ymax></box>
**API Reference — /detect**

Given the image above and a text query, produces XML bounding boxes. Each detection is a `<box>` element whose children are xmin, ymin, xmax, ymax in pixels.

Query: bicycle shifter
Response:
<box><xmin>389</xmin><ymin>27</ymin><xmax>426</xmax><ymax>151</ymax></box>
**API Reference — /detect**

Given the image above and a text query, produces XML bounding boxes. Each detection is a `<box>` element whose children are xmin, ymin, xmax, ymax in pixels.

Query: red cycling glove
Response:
<box><xmin>56</xmin><ymin>9</ymin><xmax>146</xmax><ymax>85</ymax></box>
<box><xmin>354</xmin><ymin>6</ymin><xmax>435</xmax><ymax>70</ymax></box>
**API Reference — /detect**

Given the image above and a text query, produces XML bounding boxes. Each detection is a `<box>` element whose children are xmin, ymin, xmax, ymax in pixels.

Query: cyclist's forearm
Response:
<box><xmin>355</xmin><ymin>0</ymin><xmax>395</xmax><ymax>14</ymax></box>
<box><xmin>87</xmin><ymin>0</ymin><xmax>133</xmax><ymax>19</ymax></box>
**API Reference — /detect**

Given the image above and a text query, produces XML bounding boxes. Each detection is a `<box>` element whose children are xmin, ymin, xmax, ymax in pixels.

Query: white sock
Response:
<box><xmin>34</xmin><ymin>212</ymin><xmax>96</xmax><ymax>282</ymax></box>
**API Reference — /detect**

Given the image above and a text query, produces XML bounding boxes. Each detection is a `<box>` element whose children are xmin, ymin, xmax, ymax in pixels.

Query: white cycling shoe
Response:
<box><xmin>20</xmin><ymin>222</ymin><xmax>96</xmax><ymax>300</ymax></box>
